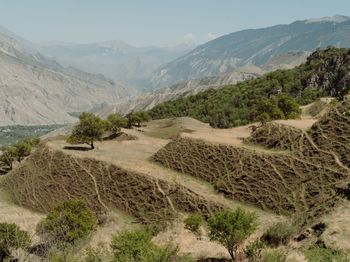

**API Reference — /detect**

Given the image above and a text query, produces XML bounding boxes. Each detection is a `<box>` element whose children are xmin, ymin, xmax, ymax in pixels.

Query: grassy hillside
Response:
<box><xmin>149</xmin><ymin>47</ymin><xmax>350</xmax><ymax>128</ymax></box>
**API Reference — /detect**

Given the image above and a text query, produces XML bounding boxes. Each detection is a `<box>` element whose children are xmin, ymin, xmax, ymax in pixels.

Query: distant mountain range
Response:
<box><xmin>0</xmin><ymin>27</ymin><xmax>134</xmax><ymax>126</ymax></box>
<box><xmin>39</xmin><ymin>41</ymin><xmax>195</xmax><ymax>89</ymax></box>
<box><xmin>98</xmin><ymin>51</ymin><xmax>309</xmax><ymax>117</ymax></box>
<box><xmin>148</xmin><ymin>15</ymin><xmax>350</xmax><ymax>88</ymax></box>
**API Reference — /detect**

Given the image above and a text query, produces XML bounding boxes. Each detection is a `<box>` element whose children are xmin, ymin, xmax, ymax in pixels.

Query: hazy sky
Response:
<box><xmin>0</xmin><ymin>0</ymin><xmax>349</xmax><ymax>47</ymax></box>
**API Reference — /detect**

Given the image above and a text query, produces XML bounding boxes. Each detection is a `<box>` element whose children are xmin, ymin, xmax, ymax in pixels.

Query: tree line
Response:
<box><xmin>67</xmin><ymin>111</ymin><xmax>150</xmax><ymax>149</ymax></box>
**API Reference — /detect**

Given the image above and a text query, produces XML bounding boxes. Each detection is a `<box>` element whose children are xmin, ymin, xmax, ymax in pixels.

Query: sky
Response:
<box><xmin>0</xmin><ymin>0</ymin><xmax>349</xmax><ymax>47</ymax></box>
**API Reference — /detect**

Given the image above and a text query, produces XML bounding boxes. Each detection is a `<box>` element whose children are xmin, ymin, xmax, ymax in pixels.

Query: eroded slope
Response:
<box><xmin>154</xmin><ymin>100</ymin><xmax>350</xmax><ymax>225</ymax></box>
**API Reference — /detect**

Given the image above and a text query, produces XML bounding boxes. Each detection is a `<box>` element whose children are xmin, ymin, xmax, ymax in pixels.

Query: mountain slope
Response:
<box><xmin>98</xmin><ymin>65</ymin><xmax>264</xmax><ymax>117</ymax></box>
<box><xmin>149</xmin><ymin>15</ymin><xmax>350</xmax><ymax>88</ymax></box>
<box><xmin>0</xmin><ymin>28</ymin><xmax>134</xmax><ymax>126</ymax></box>
<box><xmin>147</xmin><ymin>47</ymin><xmax>350</xmax><ymax>128</ymax></box>
<box><xmin>39</xmin><ymin>41</ymin><xmax>194</xmax><ymax>89</ymax></box>
<box><xmin>98</xmin><ymin>51</ymin><xmax>308</xmax><ymax>117</ymax></box>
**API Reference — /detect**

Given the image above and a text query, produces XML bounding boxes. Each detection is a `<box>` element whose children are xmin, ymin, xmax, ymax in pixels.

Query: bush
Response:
<box><xmin>184</xmin><ymin>214</ymin><xmax>203</xmax><ymax>234</ymax></box>
<box><xmin>110</xmin><ymin>229</ymin><xmax>193</xmax><ymax>262</ymax></box>
<box><xmin>261</xmin><ymin>222</ymin><xmax>296</xmax><ymax>247</ymax></box>
<box><xmin>208</xmin><ymin>208</ymin><xmax>257</xmax><ymax>261</ymax></box>
<box><xmin>245</xmin><ymin>240</ymin><xmax>266</xmax><ymax>261</ymax></box>
<box><xmin>262</xmin><ymin>250</ymin><xmax>286</xmax><ymax>262</ymax></box>
<box><xmin>83</xmin><ymin>246</ymin><xmax>111</xmax><ymax>262</ymax></box>
<box><xmin>0</xmin><ymin>223</ymin><xmax>30</xmax><ymax>261</ymax></box>
<box><xmin>37</xmin><ymin>199</ymin><xmax>97</xmax><ymax>247</ymax></box>
<box><xmin>304</xmin><ymin>246</ymin><xmax>350</xmax><ymax>262</ymax></box>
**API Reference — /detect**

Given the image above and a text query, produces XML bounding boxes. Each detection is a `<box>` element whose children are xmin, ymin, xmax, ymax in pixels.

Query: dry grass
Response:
<box><xmin>154</xmin><ymin>100</ymin><xmax>350</xmax><ymax>225</ymax></box>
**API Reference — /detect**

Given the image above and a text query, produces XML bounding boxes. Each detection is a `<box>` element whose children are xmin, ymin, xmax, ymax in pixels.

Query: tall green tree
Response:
<box><xmin>67</xmin><ymin>113</ymin><xmax>105</xmax><ymax>149</ymax></box>
<box><xmin>106</xmin><ymin>113</ymin><xmax>128</xmax><ymax>136</ymax></box>
<box><xmin>208</xmin><ymin>208</ymin><xmax>257</xmax><ymax>261</ymax></box>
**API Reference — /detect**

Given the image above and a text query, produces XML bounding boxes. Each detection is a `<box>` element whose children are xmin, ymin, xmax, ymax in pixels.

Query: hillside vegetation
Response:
<box><xmin>149</xmin><ymin>47</ymin><xmax>350</xmax><ymax>128</ymax></box>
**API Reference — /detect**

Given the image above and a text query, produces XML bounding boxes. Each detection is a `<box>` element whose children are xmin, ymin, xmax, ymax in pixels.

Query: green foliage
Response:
<box><xmin>147</xmin><ymin>49</ymin><xmax>350</xmax><ymax>128</ymax></box>
<box><xmin>67</xmin><ymin>113</ymin><xmax>106</xmax><ymax>149</ymax></box>
<box><xmin>344</xmin><ymin>107</ymin><xmax>350</xmax><ymax>117</ymax></box>
<box><xmin>0</xmin><ymin>146</ymin><xmax>18</xmax><ymax>169</ymax></box>
<box><xmin>304</xmin><ymin>246</ymin><xmax>350</xmax><ymax>262</ymax></box>
<box><xmin>245</xmin><ymin>240</ymin><xmax>266</xmax><ymax>261</ymax></box>
<box><xmin>276</xmin><ymin>94</ymin><xmax>301</xmax><ymax>119</ymax></box>
<box><xmin>110</xmin><ymin>229</ymin><xmax>193</xmax><ymax>262</ymax></box>
<box><xmin>261</xmin><ymin>250</ymin><xmax>287</xmax><ymax>262</ymax></box>
<box><xmin>83</xmin><ymin>246</ymin><xmax>111</xmax><ymax>262</ymax></box>
<box><xmin>106</xmin><ymin>113</ymin><xmax>128</xmax><ymax>135</ymax></box>
<box><xmin>14</xmin><ymin>140</ymin><xmax>32</xmax><ymax>162</ymax></box>
<box><xmin>0</xmin><ymin>125</ymin><xmax>61</xmax><ymax>146</ymax></box>
<box><xmin>208</xmin><ymin>208</ymin><xmax>257</xmax><ymax>260</ymax></box>
<box><xmin>184</xmin><ymin>214</ymin><xmax>203</xmax><ymax>234</ymax></box>
<box><xmin>0</xmin><ymin>223</ymin><xmax>30</xmax><ymax>261</ymax></box>
<box><xmin>126</xmin><ymin>111</ymin><xmax>150</xmax><ymax>128</ymax></box>
<box><xmin>261</xmin><ymin>222</ymin><xmax>296</xmax><ymax>247</ymax></box>
<box><xmin>37</xmin><ymin>199</ymin><xmax>97</xmax><ymax>247</ymax></box>
<box><xmin>0</xmin><ymin>138</ymin><xmax>39</xmax><ymax>172</ymax></box>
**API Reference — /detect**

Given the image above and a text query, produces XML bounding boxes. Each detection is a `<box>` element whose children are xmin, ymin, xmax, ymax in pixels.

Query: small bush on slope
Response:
<box><xmin>261</xmin><ymin>222</ymin><xmax>296</xmax><ymax>247</ymax></box>
<box><xmin>208</xmin><ymin>208</ymin><xmax>257</xmax><ymax>261</ymax></box>
<box><xmin>262</xmin><ymin>250</ymin><xmax>286</xmax><ymax>262</ymax></box>
<box><xmin>304</xmin><ymin>246</ymin><xmax>350</xmax><ymax>262</ymax></box>
<box><xmin>0</xmin><ymin>223</ymin><xmax>30</xmax><ymax>261</ymax></box>
<box><xmin>36</xmin><ymin>199</ymin><xmax>97</xmax><ymax>248</ymax></box>
<box><xmin>110</xmin><ymin>229</ymin><xmax>193</xmax><ymax>262</ymax></box>
<box><xmin>184</xmin><ymin>213</ymin><xmax>203</xmax><ymax>235</ymax></box>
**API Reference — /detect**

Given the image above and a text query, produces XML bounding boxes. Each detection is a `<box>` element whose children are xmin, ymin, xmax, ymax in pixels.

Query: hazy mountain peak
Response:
<box><xmin>304</xmin><ymin>15</ymin><xmax>350</xmax><ymax>24</ymax></box>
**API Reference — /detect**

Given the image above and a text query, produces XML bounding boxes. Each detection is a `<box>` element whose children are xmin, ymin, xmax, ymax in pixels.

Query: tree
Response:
<box><xmin>208</xmin><ymin>208</ymin><xmax>257</xmax><ymax>261</ymax></box>
<box><xmin>256</xmin><ymin>112</ymin><xmax>270</xmax><ymax>126</ymax></box>
<box><xmin>106</xmin><ymin>113</ymin><xmax>128</xmax><ymax>136</ymax></box>
<box><xmin>126</xmin><ymin>112</ymin><xmax>150</xmax><ymax>128</ymax></box>
<box><xmin>67</xmin><ymin>113</ymin><xmax>105</xmax><ymax>149</ymax></box>
<box><xmin>110</xmin><ymin>229</ymin><xmax>192</xmax><ymax>262</ymax></box>
<box><xmin>14</xmin><ymin>140</ymin><xmax>32</xmax><ymax>162</ymax></box>
<box><xmin>0</xmin><ymin>223</ymin><xmax>30</xmax><ymax>261</ymax></box>
<box><xmin>276</xmin><ymin>95</ymin><xmax>301</xmax><ymax>119</ymax></box>
<box><xmin>0</xmin><ymin>146</ymin><xmax>18</xmax><ymax>170</ymax></box>
<box><xmin>36</xmin><ymin>199</ymin><xmax>97</xmax><ymax>248</ymax></box>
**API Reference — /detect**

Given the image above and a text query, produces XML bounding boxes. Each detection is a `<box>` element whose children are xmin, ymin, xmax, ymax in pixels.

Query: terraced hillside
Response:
<box><xmin>154</xmin><ymin>99</ymin><xmax>350</xmax><ymax>225</ymax></box>
<box><xmin>2</xmin><ymin>145</ymin><xmax>222</xmax><ymax>224</ymax></box>
<box><xmin>1</xmin><ymin>117</ymin><xmax>286</xmax><ymax>258</ymax></box>
<box><xmin>2</xmin><ymin>98</ymin><xmax>350</xmax><ymax>259</ymax></box>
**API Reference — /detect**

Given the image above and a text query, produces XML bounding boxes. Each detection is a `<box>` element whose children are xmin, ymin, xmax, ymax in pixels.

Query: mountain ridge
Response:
<box><xmin>148</xmin><ymin>15</ymin><xmax>350</xmax><ymax>88</ymax></box>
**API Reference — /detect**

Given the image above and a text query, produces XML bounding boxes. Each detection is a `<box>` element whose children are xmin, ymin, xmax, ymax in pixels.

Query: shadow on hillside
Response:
<box><xmin>63</xmin><ymin>146</ymin><xmax>92</xmax><ymax>151</ymax></box>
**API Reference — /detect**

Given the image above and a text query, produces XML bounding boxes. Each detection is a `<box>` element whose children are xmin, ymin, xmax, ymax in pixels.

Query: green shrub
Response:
<box><xmin>0</xmin><ymin>223</ymin><xmax>30</xmax><ymax>261</ymax></box>
<box><xmin>261</xmin><ymin>222</ymin><xmax>296</xmax><ymax>247</ymax></box>
<box><xmin>262</xmin><ymin>250</ymin><xmax>287</xmax><ymax>262</ymax></box>
<box><xmin>245</xmin><ymin>240</ymin><xmax>266</xmax><ymax>261</ymax></box>
<box><xmin>208</xmin><ymin>208</ymin><xmax>257</xmax><ymax>261</ymax></box>
<box><xmin>184</xmin><ymin>214</ymin><xmax>203</xmax><ymax>234</ymax></box>
<box><xmin>37</xmin><ymin>199</ymin><xmax>97</xmax><ymax>247</ymax></box>
<box><xmin>83</xmin><ymin>246</ymin><xmax>111</xmax><ymax>262</ymax></box>
<box><xmin>304</xmin><ymin>246</ymin><xmax>350</xmax><ymax>262</ymax></box>
<box><xmin>106</xmin><ymin>113</ymin><xmax>128</xmax><ymax>135</ymax></box>
<box><xmin>110</xmin><ymin>229</ymin><xmax>193</xmax><ymax>262</ymax></box>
